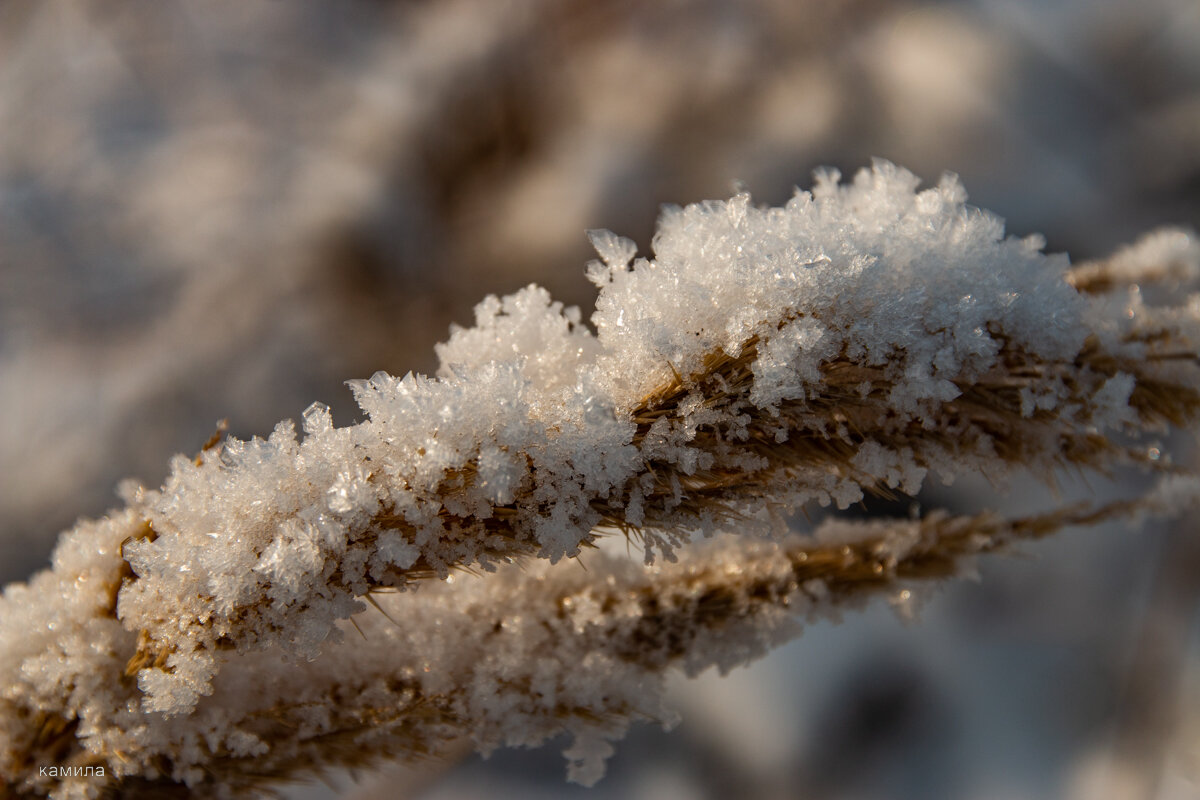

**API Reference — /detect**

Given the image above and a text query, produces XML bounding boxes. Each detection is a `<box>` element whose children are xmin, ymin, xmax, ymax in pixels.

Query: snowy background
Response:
<box><xmin>3</xmin><ymin>1</ymin><xmax>1200</xmax><ymax>798</ymax></box>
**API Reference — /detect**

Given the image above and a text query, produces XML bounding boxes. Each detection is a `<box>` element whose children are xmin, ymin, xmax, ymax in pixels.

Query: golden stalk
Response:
<box><xmin>121</xmin><ymin>321</ymin><xmax>1200</xmax><ymax>677</ymax></box>
<box><xmin>75</xmin><ymin>490</ymin><xmax>1187</xmax><ymax>799</ymax></box>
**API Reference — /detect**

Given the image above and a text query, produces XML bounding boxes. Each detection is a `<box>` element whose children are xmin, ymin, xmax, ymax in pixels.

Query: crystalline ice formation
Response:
<box><xmin>26</xmin><ymin>162</ymin><xmax>1196</xmax><ymax>724</ymax></box>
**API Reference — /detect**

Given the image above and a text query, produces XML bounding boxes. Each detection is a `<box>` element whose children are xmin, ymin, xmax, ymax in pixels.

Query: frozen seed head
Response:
<box><xmin>13</xmin><ymin>481</ymin><xmax>1200</xmax><ymax>799</ymax></box>
<box><xmin>113</xmin><ymin>162</ymin><xmax>1200</xmax><ymax>714</ymax></box>
<box><xmin>3</xmin><ymin>161</ymin><xmax>1200</xmax><ymax>798</ymax></box>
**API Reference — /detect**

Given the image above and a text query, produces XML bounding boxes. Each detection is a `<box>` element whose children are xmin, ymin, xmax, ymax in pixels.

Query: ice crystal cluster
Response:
<box><xmin>3</xmin><ymin>161</ymin><xmax>1200</xmax><ymax>799</ymax></box>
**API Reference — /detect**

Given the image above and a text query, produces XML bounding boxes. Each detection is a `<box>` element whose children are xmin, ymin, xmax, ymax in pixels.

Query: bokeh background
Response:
<box><xmin>3</xmin><ymin>1</ymin><xmax>1200</xmax><ymax>798</ymax></box>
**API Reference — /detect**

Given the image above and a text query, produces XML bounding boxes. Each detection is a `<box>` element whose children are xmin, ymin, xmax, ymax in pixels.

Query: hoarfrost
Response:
<box><xmin>4</xmin><ymin>162</ymin><xmax>1200</xmax><ymax>797</ymax></box>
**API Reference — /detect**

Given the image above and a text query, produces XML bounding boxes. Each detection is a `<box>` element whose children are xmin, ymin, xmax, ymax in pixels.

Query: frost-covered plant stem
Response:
<box><xmin>3</xmin><ymin>162</ymin><xmax>1200</xmax><ymax>799</ymax></box>
<box><xmin>9</xmin><ymin>484</ymin><xmax>1200</xmax><ymax>800</ymax></box>
<box><xmin>119</xmin><ymin>307</ymin><xmax>1199</xmax><ymax>702</ymax></box>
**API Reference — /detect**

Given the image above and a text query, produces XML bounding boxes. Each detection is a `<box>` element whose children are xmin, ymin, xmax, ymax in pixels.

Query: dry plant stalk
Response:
<box><xmin>3</xmin><ymin>162</ymin><xmax>1200</xmax><ymax>799</ymax></box>
<box><xmin>14</xmin><ymin>489</ymin><xmax>1200</xmax><ymax>800</ymax></box>
<box><xmin>119</xmin><ymin>323</ymin><xmax>1200</xmax><ymax>678</ymax></box>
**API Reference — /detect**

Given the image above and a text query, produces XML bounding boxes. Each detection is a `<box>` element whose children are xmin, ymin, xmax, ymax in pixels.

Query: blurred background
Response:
<box><xmin>2</xmin><ymin>1</ymin><xmax>1199</xmax><ymax>798</ymax></box>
